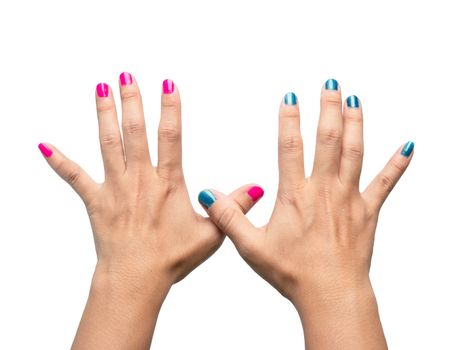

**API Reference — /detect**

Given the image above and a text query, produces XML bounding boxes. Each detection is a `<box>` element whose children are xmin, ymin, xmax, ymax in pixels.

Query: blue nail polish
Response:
<box><xmin>346</xmin><ymin>95</ymin><xmax>360</xmax><ymax>108</ymax></box>
<box><xmin>325</xmin><ymin>79</ymin><xmax>338</xmax><ymax>91</ymax></box>
<box><xmin>401</xmin><ymin>141</ymin><xmax>414</xmax><ymax>157</ymax></box>
<box><xmin>284</xmin><ymin>92</ymin><xmax>297</xmax><ymax>105</ymax></box>
<box><xmin>198</xmin><ymin>190</ymin><xmax>216</xmax><ymax>208</ymax></box>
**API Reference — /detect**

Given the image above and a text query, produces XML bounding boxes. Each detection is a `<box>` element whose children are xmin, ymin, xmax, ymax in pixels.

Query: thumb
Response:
<box><xmin>198</xmin><ymin>185</ymin><xmax>263</xmax><ymax>255</ymax></box>
<box><xmin>38</xmin><ymin>142</ymin><xmax>98</xmax><ymax>205</ymax></box>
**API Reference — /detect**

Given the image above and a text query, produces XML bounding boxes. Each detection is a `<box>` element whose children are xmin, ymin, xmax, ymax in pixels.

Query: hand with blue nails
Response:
<box><xmin>39</xmin><ymin>75</ymin><xmax>262</xmax><ymax>350</ymax></box>
<box><xmin>199</xmin><ymin>79</ymin><xmax>414</xmax><ymax>350</ymax></box>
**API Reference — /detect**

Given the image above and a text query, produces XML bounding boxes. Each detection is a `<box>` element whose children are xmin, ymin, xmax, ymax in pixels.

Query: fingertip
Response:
<box><xmin>401</xmin><ymin>141</ymin><xmax>415</xmax><ymax>158</ymax></box>
<box><xmin>38</xmin><ymin>143</ymin><xmax>53</xmax><ymax>158</ymax></box>
<box><xmin>198</xmin><ymin>189</ymin><xmax>217</xmax><ymax>209</ymax></box>
<box><xmin>323</xmin><ymin>78</ymin><xmax>339</xmax><ymax>91</ymax></box>
<box><xmin>283</xmin><ymin>92</ymin><xmax>298</xmax><ymax>106</ymax></box>
<box><xmin>280</xmin><ymin>92</ymin><xmax>301</xmax><ymax>120</ymax></box>
<box><xmin>346</xmin><ymin>95</ymin><xmax>360</xmax><ymax>109</ymax></box>
<box><xmin>247</xmin><ymin>185</ymin><xmax>264</xmax><ymax>202</ymax></box>
<box><xmin>320</xmin><ymin>79</ymin><xmax>342</xmax><ymax>105</ymax></box>
<box><xmin>96</xmin><ymin>82</ymin><xmax>110</xmax><ymax>98</ymax></box>
<box><xmin>162</xmin><ymin>79</ymin><xmax>175</xmax><ymax>95</ymax></box>
<box><xmin>363</xmin><ymin>141</ymin><xmax>415</xmax><ymax>212</ymax></box>
<box><xmin>119</xmin><ymin>72</ymin><xmax>133</xmax><ymax>86</ymax></box>
<box><xmin>160</xmin><ymin>78</ymin><xmax>181</xmax><ymax>107</ymax></box>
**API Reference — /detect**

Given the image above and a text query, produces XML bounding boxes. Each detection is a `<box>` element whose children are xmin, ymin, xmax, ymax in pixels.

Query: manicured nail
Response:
<box><xmin>346</xmin><ymin>95</ymin><xmax>360</xmax><ymax>108</ymax></box>
<box><xmin>162</xmin><ymin>79</ymin><xmax>174</xmax><ymax>94</ymax></box>
<box><xmin>96</xmin><ymin>83</ymin><xmax>109</xmax><ymax>97</ymax></box>
<box><xmin>38</xmin><ymin>143</ymin><xmax>53</xmax><ymax>158</ymax></box>
<box><xmin>325</xmin><ymin>79</ymin><xmax>339</xmax><ymax>91</ymax></box>
<box><xmin>401</xmin><ymin>141</ymin><xmax>415</xmax><ymax>157</ymax></box>
<box><xmin>198</xmin><ymin>190</ymin><xmax>216</xmax><ymax>208</ymax></box>
<box><xmin>284</xmin><ymin>92</ymin><xmax>297</xmax><ymax>105</ymax></box>
<box><xmin>119</xmin><ymin>72</ymin><xmax>133</xmax><ymax>86</ymax></box>
<box><xmin>247</xmin><ymin>186</ymin><xmax>264</xmax><ymax>202</ymax></box>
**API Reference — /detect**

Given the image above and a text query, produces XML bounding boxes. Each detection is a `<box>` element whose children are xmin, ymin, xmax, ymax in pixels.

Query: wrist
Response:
<box><xmin>91</xmin><ymin>261</ymin><xmax>172</xmax><ymax>304</ymax></box>
<box><xmin>72</xmin><ymin>261</ymin><xmax>171</xmax><ymax>349</ymax></box>
<box><xmin>293</xmin><ymin>275</ymin><xmax>375</xmax><ymax>315</ymax></box>
<box><xmin>293</xmin><ymin>277</ymin><xmax>387</xmax><ymax>350</ymax></box>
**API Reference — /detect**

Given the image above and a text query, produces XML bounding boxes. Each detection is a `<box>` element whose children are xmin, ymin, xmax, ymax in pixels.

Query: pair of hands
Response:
<box><xmin>39</xmin><ymin>73</ymin><xmax>413</xmax><ymax>349</ymax></box>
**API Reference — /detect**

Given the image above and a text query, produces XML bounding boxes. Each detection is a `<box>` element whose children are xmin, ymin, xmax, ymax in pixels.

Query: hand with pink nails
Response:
<box><xmin>199</xmin><ymin>80</ymin><xmax>414</xmax><ymax>350</ymax></box>
<box><xmin>38</xmin><ymin>73</ymin><xmax>262</xmax><ymax>350</ymax></box>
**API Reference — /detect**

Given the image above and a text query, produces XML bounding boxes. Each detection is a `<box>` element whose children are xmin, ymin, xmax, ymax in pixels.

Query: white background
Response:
<box><xmin>1</xmin><ymin>0</ymin><xmax>466</xmax><ymax>349</ymax></box>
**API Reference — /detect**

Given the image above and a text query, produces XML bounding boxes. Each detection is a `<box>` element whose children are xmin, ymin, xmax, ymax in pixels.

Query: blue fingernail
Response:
<box><xmin>198</xmin><ymin>190</ymin><xmax>216</xmax><ymax>208</ymax></box>
<box><xmin>346</xmin><ymin>95</ymin><xmax>360</xmax><ymax>108</ymax></box>
<box><xmin>325</xmin><ymin>79</ymin><xmax>339</xmax><ymax>91</ymax></box>
<box><xmin>284</xmin><ymin>92</ymin><xmax>297</xmax><ymax>105</ymax></box>
<box><xmin>401</xmin><ymin>141</ymin><xmax>415</xmax><ymax>157</ymax></box>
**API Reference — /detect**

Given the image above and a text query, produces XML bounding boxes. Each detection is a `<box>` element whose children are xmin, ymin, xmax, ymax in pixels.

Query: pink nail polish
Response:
<box><xmin>247</xmin><ymin>186</ymin><xmax>264</xmax><ymax>201</ymax></box>
<box><xmin>96</xmin><ymin>83</ymin><xmax>109</xmax><ymax>97</ymax></box>
<box><xmin>119</xmin><ymin>72</ymin><xmax>133</xmax><ymax>86</ymax></box>
<box><xmin>38</xmin><ymin>143</ymin><xmax>53</xmax><ymax>158</ymax></box>
<box><xmin>162</xmin><ymin>79</ymin><xmax>174</xmax><ymax>94</ymax></box>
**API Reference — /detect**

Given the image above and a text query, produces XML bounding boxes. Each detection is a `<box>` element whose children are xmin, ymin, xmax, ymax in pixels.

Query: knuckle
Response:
<box><xmin>157</xmin><ymin>166</ymin><xmax>183</xmax><ymax>182</ymax></box>
<box><xmin>123</xmin><ymin>120</ymin><xmax>145</xmax><ymax>136</ymax></box>
<box><xmin>278</xmin><ymin>190</ymin><xmax>296</xmax><ymax>205</ymax></box>
<box><xmin>389</xmin><ymin>158</ymin><xmax>406</xmax><ymax>173</ymax></box>
<box><xmin>158</xmin><ymin>124</ymin><xmax>180</xmax><ymax>143</ymax></box>
<box><xmin>161</xmin><ymin>97</ymin><xmax>180</xmax><ymax>111</ymax></box>
<box><xmin>377</xmin><ymin>173</ymin><xmax>394</xmax><ymax>193</ymax></box>
<box><xmin>277</xmin><ymin>186</ymin><xmax>303</xmax><ymax>206</ymax></box>
<box><xmin>96</xmin><ymin>103</ymin><xmax>115</xmax><ymax>114</ymax></box>
<box><xmin>156</xmin><ymin>167</ymin><xmax>182</xmax><ymax>191</ymax></box>
<box><xmin>216</xmin><ymin>206</ymin><xmax>238</xmax><ymax>233</ymax></box>
<box><xmin>342</xmin><ymin>144</ymin><xmax>363</xmax><ymax>160</ymax></box>
<box><xmin>120</xmin><ymin>90</ymin><xmax>140</xmax><ymax>103</ymax></box>
<box><xmin>100</xmin><ymin>134</ymin><xmax>121</xmax><ymax>148</ymax></box>
<box><xmin>281</xmin><ymin>108</ymin><xmax>299</xmax><ymax>120</ymax></box>
<box><xmin>321</xmin><ymin>94</ymin><xmax>342</xmax><ymax>109</ymax></box>
<box><xmin>64</xmin><ymin>167</ymin><xmax>81</xmax><ymax>186</ymax></box>
<box><xmin>344</xmin><ymin>110</ymin><xmax>363</xmax><ymax>123</ymax></box>
<box><xmin>280</xmin><ymin>134</ymin><xmax>303</xmax><ymax>154</ymax></box>
<box><xmin>318</xmin><ymin>127</ymin><xmax>342</xmax><ymax>146</ymax></box>
<box><xmin>160</xmin><ymin>179</ymin><xmax>179</xmax><ymax>196</ymax></box>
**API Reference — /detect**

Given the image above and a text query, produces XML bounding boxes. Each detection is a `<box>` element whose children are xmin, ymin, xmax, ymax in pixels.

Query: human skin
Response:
<box><xmin>198</xmin><ymin>80</ymin><xmax>414</xmax><ymax>350</ymax></box>
<box><xmin>38</xmin><ymin>73</ymin><xmax>262</xmax><ymax>350</ymax></box>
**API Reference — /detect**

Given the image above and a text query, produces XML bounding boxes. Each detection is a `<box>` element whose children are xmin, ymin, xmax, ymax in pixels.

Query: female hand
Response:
<box><xmin>198</xmin><ymin>79</ymin><xmax>414</xmax><ymax>350</ymax></box>
<box><xmin>38</xmin><ymin>73</ymin><xmax>261</xmax><ymax>349</ymax></box>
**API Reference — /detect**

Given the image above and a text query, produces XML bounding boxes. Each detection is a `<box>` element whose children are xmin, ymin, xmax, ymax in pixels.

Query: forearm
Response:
<box><xmin>72</xmin><ymin>264</ymin><xmax>171</xmax><ymax>350</ymax></box>
<box><xmin>295</xmin><ymin>279</ymin><xmax>387</xmax><ymax>350</ymax></box>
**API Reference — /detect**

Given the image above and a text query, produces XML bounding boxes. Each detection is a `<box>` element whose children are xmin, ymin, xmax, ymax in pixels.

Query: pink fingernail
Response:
<box><xmin>162</xmin><ymin>79</ymin><xmax>174</xmax><ymax>94</ymax></box>
<box><xmin>96</xmin><ymin>83</ymin><xmax>109</xmax><ymax>97</ymax></box>
<box><xmin>247</xmin><ymin>186</ymin><xmax>264</xmax><ymax>201</ymax></box>
<box><xmin>38</xmin><ymin>143</ymin><xmax>53</xmax><ymax>158</ymax></box>
<box><xmin>119</xmin><ymin>72</ymin><xmax>133</xmax><ymax>86</ymax></box>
